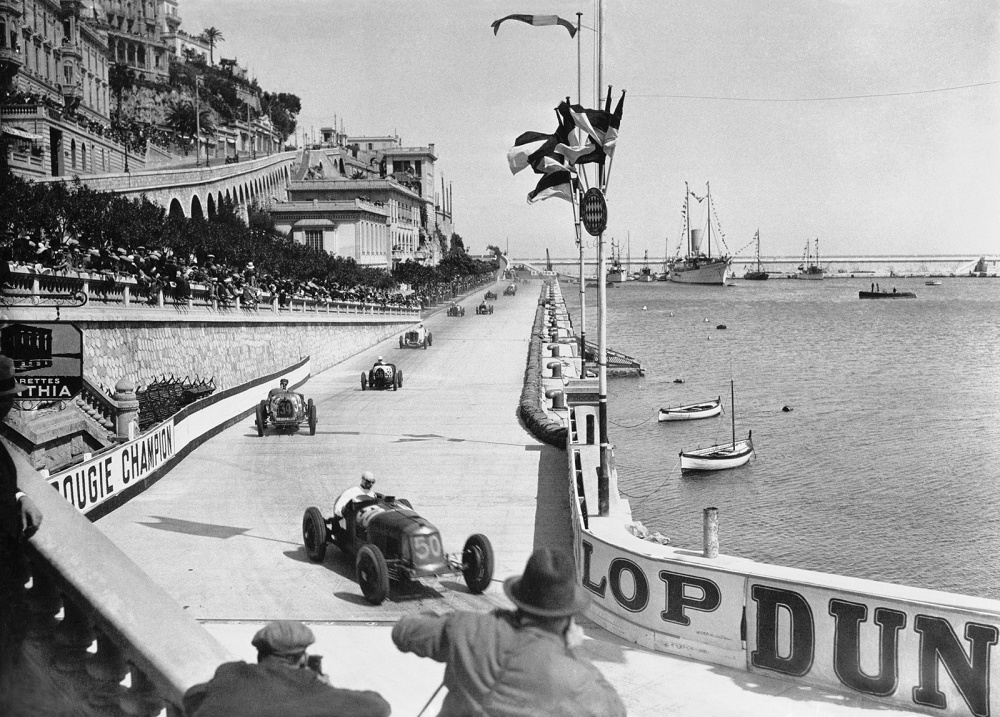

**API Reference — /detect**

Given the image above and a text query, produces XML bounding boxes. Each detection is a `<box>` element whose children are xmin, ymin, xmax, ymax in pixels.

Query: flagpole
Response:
<box><xmin>576</xmin><ymin>12</ymin><xmax>587</xmax><ymax>379</ymax></box>
<box><xmin>595</xmin><ymin>0</ymin><xmax>611</xmax><ymax>518</ymax></box>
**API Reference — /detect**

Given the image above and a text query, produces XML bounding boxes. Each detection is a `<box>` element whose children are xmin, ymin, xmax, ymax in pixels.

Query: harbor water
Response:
<box><xmin>559</xmin><ymin>276</ymin><xmax>1000</xmax><ymax>599</ymax></box>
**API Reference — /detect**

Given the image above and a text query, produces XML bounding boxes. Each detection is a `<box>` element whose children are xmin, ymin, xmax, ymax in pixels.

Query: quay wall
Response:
<box><xmin>534</xmin><ymin>279</ymin><xmax>1000</xmax><ymax>717</ymax></box>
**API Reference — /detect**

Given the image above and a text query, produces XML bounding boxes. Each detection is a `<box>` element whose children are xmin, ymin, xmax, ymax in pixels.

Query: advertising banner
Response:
<box><xmin>48</xmin><ymin>421</ymin><xmax>175</xmax><ymax>514</ymax></box>
<box><xmin>746</xmin><ymin>577</ymin><xmax>1000</xmax><ymax>716</ymax></box>
<box><xmin>580</xmin><ymin>534</ymin><xmax>748</xmax><ymax>670</ymax></box>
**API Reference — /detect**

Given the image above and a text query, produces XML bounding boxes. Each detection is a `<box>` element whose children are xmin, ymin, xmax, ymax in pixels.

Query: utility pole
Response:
<box><xmin>194</xmin><ymin>75</ymin><xmax>201</xmax><ymax>167</ymax></box>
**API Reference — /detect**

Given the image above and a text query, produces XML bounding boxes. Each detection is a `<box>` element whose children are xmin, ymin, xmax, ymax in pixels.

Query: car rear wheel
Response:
<box><xmin>308</xmin><ymin>399</ymin><xmax>316</xmax><ymax>435</ymax></box>
<box><xmin>428</xmin><ymin>333</ymin><xmax>432</xmax><ymax>347</ymax></box>
<box><xmin>399</xmin><ymin>336</ymin><xmax>404</xmax><ymax>349</ymax></box>
<box><xmin>361</xmin><ymin>372</ymin><xmax>367</xmax><ymax>391</ymax></box>
<box><xmin>462</xmin><ymin>533</ymin><xmax>494</xmax><ymax>594</ymax></box>
<box><xmin>396</xmin><ymin>370</ymin><xmax>403</xmax><ymax>389</ymax></box>
<box><xmin>302</xmin><ymin>507</ymin><xmax>327</xmax><ymax>562</ymax></box>
<box><xmin>255</xmin><ymin>401</ymin><xmax>265</xmax><ymax>437</ymax></box>
<box><xmin>357</xmin><ymin>545</ymin><xmax>389</xmax><ymax>605</ymax></box>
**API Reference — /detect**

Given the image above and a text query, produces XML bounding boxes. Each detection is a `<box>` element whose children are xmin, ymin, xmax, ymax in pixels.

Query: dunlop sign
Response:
<box><xmin>48</xmin><ymin>422</ymin><xmax>175</xmax><ymax>514</ymax></box>
<box><xmin>582</xmin><ymin>538</ymin><xmax>1000</xmax><ymax>716</ymax></box>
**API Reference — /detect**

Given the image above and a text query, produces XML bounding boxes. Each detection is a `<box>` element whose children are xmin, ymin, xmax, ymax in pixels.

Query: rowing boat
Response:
<box><xmin>658</xmin><ymin>396</ymin><xmax>721</xmax><ymax>422</ymax></box>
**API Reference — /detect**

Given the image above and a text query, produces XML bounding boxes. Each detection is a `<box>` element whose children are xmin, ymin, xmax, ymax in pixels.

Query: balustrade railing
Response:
<box><xmin>9</xmin><ymin>444</ymin><xmax>234</xmax><ymax>717</ymax></box>
<box><xmin>3</xmin><ymin>264</ymin><xmax>422</xmax><ymax>317</ymax></box>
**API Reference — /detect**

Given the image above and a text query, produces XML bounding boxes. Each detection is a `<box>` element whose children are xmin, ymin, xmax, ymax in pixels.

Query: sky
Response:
<box><xmin>178</xmin><ymin>0</ymin><xmax>999</xmax><ymax>260</ymax></box>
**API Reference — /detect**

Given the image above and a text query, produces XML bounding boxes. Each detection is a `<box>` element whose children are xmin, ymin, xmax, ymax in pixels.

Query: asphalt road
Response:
<box><xmin>95</xmin><ymin>279</ymin><xmax>570</xmax><ymax>623</ymax></box>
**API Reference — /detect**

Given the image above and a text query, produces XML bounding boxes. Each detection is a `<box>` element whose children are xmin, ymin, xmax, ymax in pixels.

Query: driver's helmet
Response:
<box><xmin>376</xmin><ymin>356</ymin><xmax>384</xmax><ymax>363</ymax></box>
<box><xmin>360</xmin><ymin>471</ymin><xmax>375</xmax><ymax>490</ymax></box>
<box><xmin>279</xmin><ymin>379</ymin><xmax>288</xmax><ymax>389</ymax></box>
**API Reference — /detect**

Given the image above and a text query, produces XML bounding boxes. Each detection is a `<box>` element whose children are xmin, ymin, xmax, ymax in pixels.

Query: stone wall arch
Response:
<box><xmin>168</xmin><ymin>197</ymin><xmax>185</xmax><ymax>218</ymax></box>
<box><xmin>190</xmin><ymin>194</ymin><xmax>204</xmax><ymax>220</ymax></box>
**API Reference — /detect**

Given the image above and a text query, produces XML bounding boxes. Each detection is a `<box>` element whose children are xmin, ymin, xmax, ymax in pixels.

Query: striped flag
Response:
<box><xmin>527</xmin><ymin>170</ymin><xmax>575</xmax><ymax>204</ymax></box>
<box><xmin>507</xmin><ymin>101</ymin><xmax>575</xmax><ymax>175</ymax></box>
<box><xmin>491</xmin><ymin>14</ymin><xmax>577</xmax><ymax>38</ymax></box>
<box><xmin>563</xmin><ymin>90</ymin><xmax>626</xmax><ymax>164</ymax></box>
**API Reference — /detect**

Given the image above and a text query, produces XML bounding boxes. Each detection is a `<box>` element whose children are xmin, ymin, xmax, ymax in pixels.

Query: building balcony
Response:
<box><xmin>60</xmin><ymin>83</ymin><xmax>83</xmax><ymax>100</ymax></box>
<box><xmin>0</xmin><ymin>0</ymin><xmax>22</xmax><ymax>16</ymax></box>
<box><xmin>0</xmin><ymin>46</ymin><xmax>24</xmax><ymax>74</ymax></box>
<box><xmin>60</xmin><ymin>40</ymin><xmax>83</xmax><ymax>60</ymax></box>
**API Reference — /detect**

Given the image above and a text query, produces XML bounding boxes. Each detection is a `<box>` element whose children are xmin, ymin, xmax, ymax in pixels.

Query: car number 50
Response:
<box><xmin>412</xmin><ymin>535</ymin><xmax>442</xmax><ymax>560</ymax></box>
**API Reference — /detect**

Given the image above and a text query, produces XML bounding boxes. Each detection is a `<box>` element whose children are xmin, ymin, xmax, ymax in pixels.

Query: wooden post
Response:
<box><xmin>703</xmin><ymin>507</ymin><xmax>719</xmax><ymax>558</ymax></box>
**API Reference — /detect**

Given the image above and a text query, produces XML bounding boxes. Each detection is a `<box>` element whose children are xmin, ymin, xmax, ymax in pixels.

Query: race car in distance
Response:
<box><xmin>475</xmin><ymin>301</ymin><xmax>494</xmax><ymax>315</ymax></box>
<box><xmin>447</xmin><ymin>303</ymin><xmax>465</xmax><ymax>317</ymax></box>
<box><xmin>256</xmin><ymin>382</ymin><xmax>316</xmax><ymax>436</ymax></box>
<box><xmin>503</xmin><ymin>284</ymin><xmax>517</xmax><ymax>296</ymax></box>
<box><xmin>361</xmin><ymin>361</ymin><xmax>401</xmax><ymax>391</ymax></box>
<box><xmin>399</xmin><ymin>326</ymin><xmax>432</xmax><ymax>350</ymax></box>
<box><xmin>302</xmin><ymin>493</ymin><xmax>494</xmax><ymax>605</ymax></box>
<box><xmin>484</xmin><ymin>290</ymin><xmax>498</xmax><ymax>301</ymax></box>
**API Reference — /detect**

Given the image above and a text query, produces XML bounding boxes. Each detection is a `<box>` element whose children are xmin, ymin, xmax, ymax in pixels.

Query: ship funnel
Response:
<box><xmin>690</xmin><ymin>228</ymin><xmax>703</xmax><ymax>254</ymax></box>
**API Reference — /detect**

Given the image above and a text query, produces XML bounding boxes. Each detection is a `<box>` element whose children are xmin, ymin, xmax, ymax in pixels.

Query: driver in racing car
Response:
<box><xmin>333</xmin><ymin>472</ymin><xmax>377</xmax><ymax>530</ymax></box>
<box><xmin>268</xmin><ymin>378</ymin><xmax>289</xmax><ymax>398</ymax></box>
<box><xmin>373</xmin><ymin>356</ymin><xmax>386</xmax><ymax>367</ymax></box>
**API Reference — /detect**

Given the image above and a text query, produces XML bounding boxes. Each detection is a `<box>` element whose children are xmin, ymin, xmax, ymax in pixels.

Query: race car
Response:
<box><xmin>484</xmin><ymin>290</ymin><xmax>498</xmax><ymax>301</ymax></box>
<box><xmin>399</xmin><ymin>327</ymin><xmax>432</xmax><ymax>350</ymax></box>
<box><xmin>256</xmin><ymin>383</ymin><xmax>316</xmax><ymax>436</ymax></box>
<box><xmin>447</xmin><ymin>303</ymin><xmax>465</xmax><ymax>317</ymax></box>
<box><xmin>302</xmin><ymin>494</ymin><xmax>494</xmax><ymax>605</ymax></box>
<box><xmin>503</xmin><ymin>284</ymin><xmax>517</xmax><ymax>296</ymax></box>
<box><xmin>475</xmin><ymin>302</ymin><xmax>494</xmax><ymax>315</ymax></box>
<box><xmin>362</xmin><ymin>362</ymin><xmax>401</xmax><ymax>391</ymax></box>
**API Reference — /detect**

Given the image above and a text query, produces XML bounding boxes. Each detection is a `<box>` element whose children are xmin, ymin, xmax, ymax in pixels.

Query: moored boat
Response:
<box><xmin>743</xmin><ymin>229</ymin><xmax>769</xmax><ymax>280</ymax></box>
<box><xmin>668</xmin><ymin>182</ymin><xmax>732</xmax><ymax>285</ymax></box>
<box><xmin>658</xmin><ymin>396</ymin><xmax>722</xmax><ymax>422</ymax></box>
<box><xmin>679</xmin><ymin>434</ymin><xmax>754</xmax><ymax>472</ymax></box>
<box><xmin>859</xmin><ymin>290</ymin><xmax>916</xmax><ymax>299</ymax></box>
<box><xmin>793</xmin><ymin>238</ymin><xmax>825</xmax><ymax>280</ymax></box>
<box><xmin>679</xmin><ymin>381</ymin><xmax>754</xmax><ymax>473</ymax></box>
<box><xmin>925</xmin><ymin>280</ymin><xmax>942</xmax><ymax>286</ymax></box>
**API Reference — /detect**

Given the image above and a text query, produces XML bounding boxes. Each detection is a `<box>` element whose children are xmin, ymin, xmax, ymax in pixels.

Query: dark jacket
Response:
<box><xmin>392</xmin><ymin>609</ymin><xmax>625</xmax><ymax>717</ymax></box>
<box><xmin>182</xmin><ymin>660</ymin><xmax>391</xmax><ymax>717</ymax></box>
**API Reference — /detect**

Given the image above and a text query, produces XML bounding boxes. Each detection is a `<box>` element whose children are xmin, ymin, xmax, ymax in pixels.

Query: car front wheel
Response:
<box><xmin>307</xmin><ymin>399</ymin><xmax>316</xmax><ymax>435</ymax></box>
<box><xmin>255</xmin><ymin>401</ymin><xmax>266</xmax><ymax>437</ymax></box>
<box><xmin>302</xmin><ymin>507</ymin><xmax>327</xmax><ymax>562</ymax></box>
<box><xmin>361</xmin><ymin>372</ymin><xmax>367</xmax><ymax>391</ymax></box>
<box><xmin>357</xmin><ymin>545</ymin><xmax>389</xmax><ymax>604</ymax></box>
<box><xmin>462</xmin><ymin>533</ymin><xmax>494</xmax><ymax>594</ymax></box>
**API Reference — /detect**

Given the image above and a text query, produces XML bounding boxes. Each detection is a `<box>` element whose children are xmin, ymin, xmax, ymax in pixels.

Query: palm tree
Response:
<box><xmin>166</xmin><ymin>101</ymin><xmax>214</xmax><ymax>143</ymax></box>
<box><xmin>202</xmin><ymin>27</ymin><xmax>224</xmax><ymax>66</ymax></box>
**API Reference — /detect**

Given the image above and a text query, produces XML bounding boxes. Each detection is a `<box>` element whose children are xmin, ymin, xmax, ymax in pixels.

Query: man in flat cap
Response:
<box><xmin>392</xmin><ymin>547</ymin><xmax>625</xmax><ymax>717</ymax></box>
<box><xmin>184</xmin><ymin>619</ymin><xmax>389</xmax><ymax>717</ymax></box>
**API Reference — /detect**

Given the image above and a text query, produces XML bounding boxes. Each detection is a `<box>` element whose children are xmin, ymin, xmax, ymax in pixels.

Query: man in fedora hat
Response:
<box><xmin>392</xmin><ymin>548</ymin><xmax>625</xmax><ymax>717</ymax></box>
<box><xmin>0</xmin><ymin>355</ymin><xmax>44</xmax><ymax>706</ymax></box>
<box><xmin>183</xmin><ymin>620</ymin><xmax>389</xmax><ymax>717</ymax></box>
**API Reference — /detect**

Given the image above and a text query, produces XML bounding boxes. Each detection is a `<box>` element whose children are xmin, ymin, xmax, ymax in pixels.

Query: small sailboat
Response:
<box><xmin>637</xmin><ymin>250</ymin><xmax>655</xmax><ymax>282</ymax></box>
<box><xmin>794</xmin><ymin>238</ymin><xmax>825</xmax><ymax>280</ymax></box>
<box><xmin>658</xmin><ymin>396</ymin><xmax>722</xmax><ymax>422</ymax></box>
<box><xmin>679</xmin><ymin>381</ymin><xmax>753</xmax><ymax>473</ymax></box>
<box><xmin>743</xmin><ymin>230</ymin><xmax>769</xmax><ymax>281</ymax></box>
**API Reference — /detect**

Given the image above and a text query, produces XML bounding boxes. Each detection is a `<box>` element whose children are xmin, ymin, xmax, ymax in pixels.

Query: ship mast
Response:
<box><xmin>706</xmin><ymin>182</ymin><xmax>712</xmax><ymax>260</ymax></box>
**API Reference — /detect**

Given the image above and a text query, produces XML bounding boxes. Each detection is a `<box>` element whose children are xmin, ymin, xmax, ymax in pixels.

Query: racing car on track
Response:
<box><xmin>256</xmin><ymin>381</ymin><xmax>316</xmax><ymax>436</ymax></box>
<box><xmin>361</xmin><ymin>361</ymin><xmax>401</xmax><ymax>391</ymax></box>
<box><xmin>484</xmin><ymin>290</ymin><xmax>497</xmax><ymax>301</ymax></box>
<box><xmin>399</xmin><ymin>326</ymin><xmax>432</xmax><ymax>350</ymax></box>
<box><xmin>475</xmin><ymin>301</ymin><xmax>494</xmax><ymax>315</ymax></box>
<box><xmin>302</xmin><ymin>494</ymin><xmax>494</xmax><ymax>605</ymax></box>
<box><xmin>503</xmin><ymin>284</ymin><xmax>517</xmax><ymax>296</ymax></box>
<box><xmin>447</xmin><ymin>303</ymin><xmax>465</xmax><ymax>317</ymax></box>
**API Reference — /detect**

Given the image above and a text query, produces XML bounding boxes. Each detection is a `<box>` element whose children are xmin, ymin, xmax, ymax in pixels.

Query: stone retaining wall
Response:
<box><xmin>78</xmin><ymin>319</ymin><xmax>410</xmax><ymax>392</ymax></box>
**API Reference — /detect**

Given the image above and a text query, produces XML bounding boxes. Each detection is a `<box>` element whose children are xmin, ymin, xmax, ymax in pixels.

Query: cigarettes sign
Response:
<box><xmin>0</xmin><ymin>322</ymin><xmax>83</xmax><ymax>400</ymax></box>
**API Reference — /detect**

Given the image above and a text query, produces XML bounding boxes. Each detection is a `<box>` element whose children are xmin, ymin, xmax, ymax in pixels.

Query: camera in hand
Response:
<box><xmin>306</xmin><ymin>654</ymin><xmax>323</xmax><ymax>674</ymax></box>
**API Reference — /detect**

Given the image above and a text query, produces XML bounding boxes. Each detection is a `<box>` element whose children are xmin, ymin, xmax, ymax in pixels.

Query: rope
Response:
<box><xmin>608</xmin><ymin>414</ymin><xmax>654</xmax><ymax>429</ymax></box>
<box><xmin>619</xmin><ymin>455</ymin><xmax>682</xmax><ymax>500</ymax></box>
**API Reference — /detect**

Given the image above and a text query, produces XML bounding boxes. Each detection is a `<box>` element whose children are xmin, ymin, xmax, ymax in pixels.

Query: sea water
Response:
<box><xmin>559</xmin><ymin>276</ymin><xmax>1000</xmax><ymax>599</ymax></box>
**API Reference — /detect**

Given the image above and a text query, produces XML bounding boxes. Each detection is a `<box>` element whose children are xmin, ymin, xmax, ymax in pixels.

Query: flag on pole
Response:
<box><xmin>561</xmin><ymin>90</ymin><xmax>626</xmax><ymax>165</ymax></box>
<box><xmin>506</xmin><ymin>101</ymin><xmax>575</xmax><ymax>175</ymax></box>
<box><xmin>491</xmin><ymin>14</ymin><xmax>577</xmax><ymax>38</ymax></box>
<box><xmin>527</xmin><ymin>170</ymin><xmax>575</xmax><ymax>204</ymax></box>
